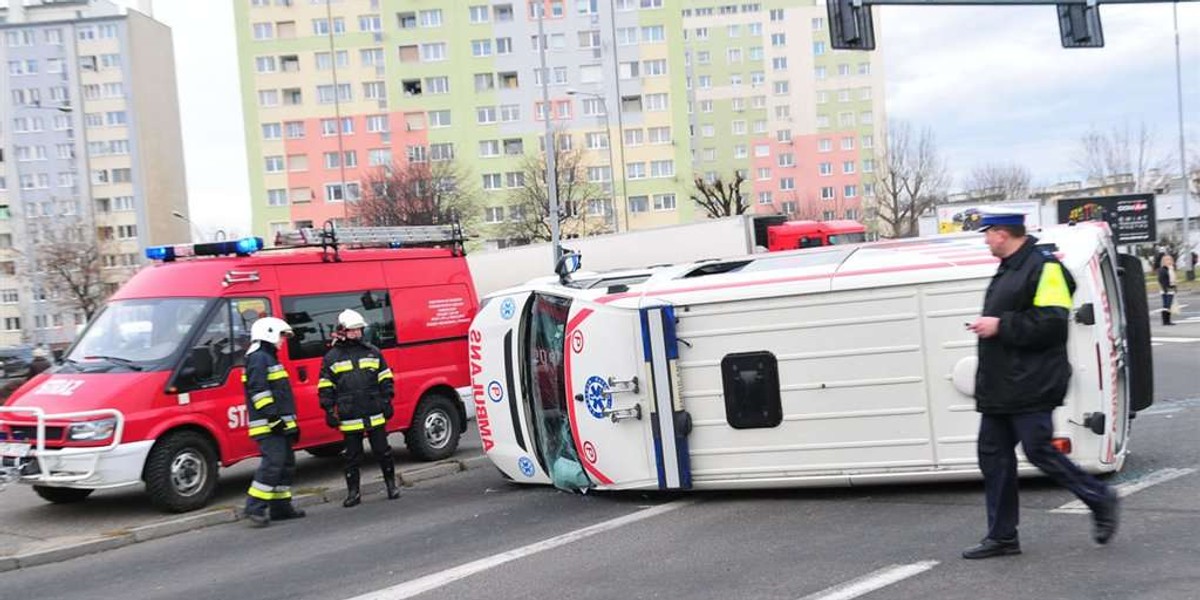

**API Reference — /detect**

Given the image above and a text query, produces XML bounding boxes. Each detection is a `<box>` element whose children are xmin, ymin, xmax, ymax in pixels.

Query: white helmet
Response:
<box><xmin>250</xmin><ymin>316</ymin><xmax>293</xmax><ymax>346</ymax></box>
<box><xmin>337</xmin><ymin>309</ymin><xmax>367</xmax><ymax>330</ymax></box>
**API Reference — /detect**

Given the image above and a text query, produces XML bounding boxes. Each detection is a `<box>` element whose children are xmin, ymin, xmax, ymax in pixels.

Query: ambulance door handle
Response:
<box><xmin>297</xmin><ymin>366</ymin><xmax>309</xmax><ymax>383</ymax></box>
<box><xmin>604</xmin><ymin>403</ymin><xmax>642</xmax><ymax>423</ymax></box>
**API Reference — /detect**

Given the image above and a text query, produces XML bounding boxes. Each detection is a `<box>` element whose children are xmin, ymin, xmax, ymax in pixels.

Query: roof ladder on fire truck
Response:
<box><xmin>274</xmin><ymin>220</ymin><xmax>465</xmax><ymax>262</ymax></box>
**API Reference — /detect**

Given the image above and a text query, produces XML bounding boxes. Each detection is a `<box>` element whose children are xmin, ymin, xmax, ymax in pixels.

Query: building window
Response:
<box><xmin>652</xmin><ymin>194</ymin><xmax>676</xmax><ymax>211</ymax></box>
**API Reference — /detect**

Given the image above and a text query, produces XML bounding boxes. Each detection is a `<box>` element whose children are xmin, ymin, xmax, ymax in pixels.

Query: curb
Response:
<box><xmin>1</xmin><ymin>453</ymin><xmax>488</xmax><ymax>573</ymax></box>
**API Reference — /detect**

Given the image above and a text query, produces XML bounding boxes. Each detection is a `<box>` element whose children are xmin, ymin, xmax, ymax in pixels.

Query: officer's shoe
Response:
<box><xmin>961</xmin><ymin>537</ymin><xmax>1021</xmax><ymax>559</ymax></box>
<box><xmin>246</xmin><ymin>512</ymin><xmax>270</xmax><ymax>528</ymax></box>
<box><xmin>385</xmin><ymin>479</ymin><xmax>401</xmax><ymax>500</ymax></box>
<box><xmin>1092</xmin><ymin>489</ymin><xmax>1120</xmax><ymax>545</ymax></box>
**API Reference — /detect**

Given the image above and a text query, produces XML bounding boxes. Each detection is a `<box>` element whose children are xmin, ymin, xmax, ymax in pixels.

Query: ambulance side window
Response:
<box><xmin>282</xmin><ymin>291</ymin><xmax>397</xmax><ymax>360</ymax></box>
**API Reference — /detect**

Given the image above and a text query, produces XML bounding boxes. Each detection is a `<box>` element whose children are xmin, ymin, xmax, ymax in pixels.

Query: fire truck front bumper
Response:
<box><xmin>0</xmin><ymin>440</ymin><xmax>153</xmax><ymax>490</ymax></box>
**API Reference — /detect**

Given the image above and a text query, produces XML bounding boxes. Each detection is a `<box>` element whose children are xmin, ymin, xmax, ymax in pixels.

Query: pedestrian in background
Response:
<box><xmin>963</xmin><ymin>210</ymin><xmax>1119</xmax><ymax>559</ymax></box>
<box><xmin>1158</xmin><ymin>253</ymin><xmax>1178</xmax><ymax>326</ymax></box>
<box><xmin>318</xmin><ymin>309</ymin><xmax>401</xmax><ymax>507</ymax></box>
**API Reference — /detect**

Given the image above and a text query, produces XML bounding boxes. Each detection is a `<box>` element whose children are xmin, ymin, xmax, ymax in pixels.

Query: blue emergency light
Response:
<box><xmin>144</xmin><ymin>237</ymin><xmax>265</xmax><ymax>262</ymax></box>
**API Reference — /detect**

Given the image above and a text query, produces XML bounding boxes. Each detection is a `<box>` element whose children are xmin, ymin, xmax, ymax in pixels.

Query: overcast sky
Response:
<box><xmin>117</xmin><ymin>1</ymin><xmax>1199</xmax><ymax>235</ymax></box>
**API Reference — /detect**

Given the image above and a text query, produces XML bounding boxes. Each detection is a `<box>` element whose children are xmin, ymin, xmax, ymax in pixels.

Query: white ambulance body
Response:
<box><xmin>468</xmin><ymin>223</ymin><xmax>1153</xmax><ymax>491</ymax></box>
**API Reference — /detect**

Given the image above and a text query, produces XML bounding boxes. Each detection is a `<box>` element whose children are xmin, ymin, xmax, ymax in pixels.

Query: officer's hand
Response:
<box><xmin>968</xmin><ymin>316</ymin><xmax>1000</xmax><ymax>338</ymax></box>
<box><xmin>383</xmin><ymin>404</ymin><xmax>394</xmax><ymax>420</ymax></box>
<box><xmin>325</xmin><ymin>411</ymin><xmax>340</xmax><ymax>429</ymax></box>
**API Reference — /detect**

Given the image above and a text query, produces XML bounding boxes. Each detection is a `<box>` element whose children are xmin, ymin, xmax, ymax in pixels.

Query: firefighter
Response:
<box><xmin>318</xmin><ymin>309</ymin><xmax>401</xmax><ymax>507</ymax></box>
<box><xmin>962</xmin><ymin>210</ymin><xmax>1118</xmax><ymax>559</ymax></box>
<box><xmin>242</xmin><ymin>316</ymin><xmax>305</xmax><ymax>527</ymax></box>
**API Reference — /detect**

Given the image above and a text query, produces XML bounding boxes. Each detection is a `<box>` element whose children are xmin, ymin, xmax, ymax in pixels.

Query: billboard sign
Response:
<box><xmin>1055</xmin><ymin>194</ymin><xmax>1156</xmax><ymax>245</ymax></box>
<box><xmin>936</xmin><ymin>201</ymin><xmax>1042</xmax><ymax>234</ymax></box>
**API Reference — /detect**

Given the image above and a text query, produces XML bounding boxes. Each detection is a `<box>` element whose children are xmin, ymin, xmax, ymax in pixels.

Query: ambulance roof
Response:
<box><xmin>528</xmin><ymin>223</ymin><xmax>1109</xmax><ymax>307</ymax></box>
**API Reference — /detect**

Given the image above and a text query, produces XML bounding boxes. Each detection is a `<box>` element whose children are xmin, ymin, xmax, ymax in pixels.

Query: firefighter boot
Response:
<box><xmin>271</xmin><ymin>501</ymin><xmax>307</xmax><ymax>521</ymax></box>
<box><xmin>381</xmin><ymin>456</ymin><xmax>401</xmax><ymax>500</ymax></box>
<box><xmin>343</xmin><ymin>469</ymin><xmax>362</xmax><ymax>508</ymax></box>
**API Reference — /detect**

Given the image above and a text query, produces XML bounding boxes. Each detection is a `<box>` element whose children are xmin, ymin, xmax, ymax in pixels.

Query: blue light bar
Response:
<box><xmin>144</xmin><ymin>237</ymin><xmax>264</xmax><ymax>262</ymax></box>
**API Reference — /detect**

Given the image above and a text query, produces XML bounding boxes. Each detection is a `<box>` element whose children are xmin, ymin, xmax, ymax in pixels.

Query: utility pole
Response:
<box><xmin>536</xmin><ymin>3</ymin><xmax>562</xmax><ymax>266</ymax></box>
<box><xmin>1172</xmin><ymin>2</ymin><xmax>1193</xmax><ymax>277</ymax></box>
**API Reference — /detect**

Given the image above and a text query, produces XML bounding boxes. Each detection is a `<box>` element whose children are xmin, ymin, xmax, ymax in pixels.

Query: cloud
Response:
<box><xmin>879</xmin><ymin>4</ymin><xmax>1200</xmax><ymax>189</ymax></box>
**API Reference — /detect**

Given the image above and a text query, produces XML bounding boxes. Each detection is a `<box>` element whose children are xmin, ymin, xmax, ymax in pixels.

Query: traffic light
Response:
<box><xmin>1058</xmin><ymin>3</ymin><xmax>1104</xmax><ymax>48</ymax></box>
<box><xmin>827</xmin><ymin>0</ymin><xmax>876</xmax><ymax>51</ymax></box>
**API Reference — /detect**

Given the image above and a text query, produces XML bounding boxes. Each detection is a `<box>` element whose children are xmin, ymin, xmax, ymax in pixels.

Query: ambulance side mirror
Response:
<box><xmin>555</xmin><ymin>251</ymin><xmax>582</xmax><ymax>284</ymax></box>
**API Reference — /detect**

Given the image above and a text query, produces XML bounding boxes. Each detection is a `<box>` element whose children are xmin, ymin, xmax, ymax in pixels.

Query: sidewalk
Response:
<box><xmin>0</xmin><ymin>428</ymin><xmax>486</xmax><ymax>570</ymax></box>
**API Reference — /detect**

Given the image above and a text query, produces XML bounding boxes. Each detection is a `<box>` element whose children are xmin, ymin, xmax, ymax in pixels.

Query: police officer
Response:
<box><xmin>318</xmin><ymin>309</ymin><xmax>400</xmax><ymax>507</ymax></box>
<box><xmin>962</xmin><ymin>210</ymin><xmax>1119</xmax><ymax>559</ymax></box>
<box><xmin>243</xmin><ymin>316</ymin><xmax>305</xmax><ymax>527</ymax></box>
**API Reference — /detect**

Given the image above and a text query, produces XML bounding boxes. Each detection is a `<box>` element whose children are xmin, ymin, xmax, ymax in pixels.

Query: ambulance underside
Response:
<box><xmin>599</xmin><ymin>276</ymin><xmax>1122</xmax><ymax>491</ymax></box>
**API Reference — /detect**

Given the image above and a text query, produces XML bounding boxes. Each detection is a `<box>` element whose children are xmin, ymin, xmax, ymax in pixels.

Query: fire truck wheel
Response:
<box><xmin>144</xmin><ymin>431</ymin><xmax>219</xmax><ymax>513</ymax></box>
<box><xmin>405</xmin><ymin>393</ymin><xmax>461</xmax><ymax>461</ymax></box>
<box><xmin>33</xmin><ymin>486</ymin><xmax>94</xmax><ymax>504</ymax></box>
<box><xmin>305</xmin><ymin>442</ymin><xmax>344</xmax><ymax>458</ymax></box>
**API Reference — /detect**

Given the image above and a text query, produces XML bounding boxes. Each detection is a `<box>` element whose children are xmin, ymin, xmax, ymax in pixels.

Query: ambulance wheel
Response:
<box><xmin>406</xmin><ymin>393</ymin><xmax>461</xmax><ymax>461</ymax></box>
<box><xmin>305</xmin><ymin>442</ymin><xmax>344</xmax><ymax>458</ymax></box>
<box><xmin>33</xmin><ymin>486</ymin><xmax>93</xmax><ymax>504</ymax></box>
<box><xmin>1117</xmin><ymin>253</ymin><xmax>1154</xmax><ymax>412</ymax></box>
<box><xmin>144</xmin><ymin>431</ymin><xmax>219</xmax><ymax>513</ymax></box>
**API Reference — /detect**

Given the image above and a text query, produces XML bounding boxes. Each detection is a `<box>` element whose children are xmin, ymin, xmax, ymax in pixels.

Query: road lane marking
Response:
<box><xmin>1150</xmin><ymin>337</ymin><xmax>1200</xmax><ymax>343</ymax></box>
<box><xmin>797</xmin><ymin>561</ymin><xmax>940</xmax><ymax>600</ymax></box>
<box><xmin>1051</xmin><ymin>467</ymin><xmax>1198</xmax><ymax>514</ymax></box>
<box><xmin>344</xmin><ymin>500</ymin><xmax>691</xmax><ymax>600</ymax></box>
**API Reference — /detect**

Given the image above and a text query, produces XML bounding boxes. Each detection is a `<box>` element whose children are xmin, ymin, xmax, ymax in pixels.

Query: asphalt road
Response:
<box><xmin>2</xmin><ymin>319</ymin><xmax>1197</xmax><ymax>600</ymax></box>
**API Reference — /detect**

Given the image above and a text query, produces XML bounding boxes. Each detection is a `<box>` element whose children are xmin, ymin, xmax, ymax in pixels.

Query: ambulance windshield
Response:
<box><xmin>525</xmin><ymin>293</ymin><xmax>591</xmax><ymax>491</ymax></box>
<box><xmin>65</xmin><ymin>298</ymin><xmax>210</xmax><ymax>370</ymax></box>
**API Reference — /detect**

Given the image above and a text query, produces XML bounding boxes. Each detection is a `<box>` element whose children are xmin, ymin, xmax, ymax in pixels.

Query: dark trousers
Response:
<box><xmin>978</xmin><ymin>411</ymin><xmax>1110</xmax><ymax>541</ymax></box>
<box><xmin>245</xmin><ymin>433</ymin><xmax>297</xmax><ymax>516</ymax></box>
<box><xmin>1161</xmin><ymin>293</ymin><xmax>1174</xmax><ymax>325</ymax></box>
<box><xmin>344</xmin><ymin>426</ymin><xmax>393</xmax><ymax>474</ymax></box>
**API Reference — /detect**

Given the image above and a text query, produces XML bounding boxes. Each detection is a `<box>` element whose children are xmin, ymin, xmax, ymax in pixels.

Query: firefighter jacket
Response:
<box><xmin>975</xmin><ymin>237</ymin><xmax>1077</xmax><ymax>415</ymax></box>
<box><xmin>317</xmin><ymin>339</ymin><xmax>395</xmax><ymax>433</ymax></box>
<box><xmin>242</xmin><ymin>343</ymin><xmax>299</xmax><ymax>439</ymax></box>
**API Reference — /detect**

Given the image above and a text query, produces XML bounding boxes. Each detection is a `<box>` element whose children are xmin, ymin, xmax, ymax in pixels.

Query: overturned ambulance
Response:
<box><xmin>469</xmin><ymin>222</ymin><xmax>1152</xmax><ymax>491</ymax></box>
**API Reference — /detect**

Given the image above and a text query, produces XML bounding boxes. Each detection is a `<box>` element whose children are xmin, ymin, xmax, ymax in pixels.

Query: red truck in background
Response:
<box><xmin>0</xmin><ymin>225</ymin><xmax>477</xmax><ymax>512</ymax></box>
<box><xmin>765</xmin><ymin>219</ymin><xmax>869</xmax><ymax>251</ymax></box>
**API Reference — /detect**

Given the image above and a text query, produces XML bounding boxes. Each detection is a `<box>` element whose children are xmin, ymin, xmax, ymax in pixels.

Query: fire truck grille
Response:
<box><xmin>2</xmin><ymin>426</ymin><xmax>66</xmax><ymax>442</ymax></box>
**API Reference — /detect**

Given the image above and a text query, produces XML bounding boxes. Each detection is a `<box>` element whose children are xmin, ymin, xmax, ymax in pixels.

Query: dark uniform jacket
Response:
<box><xmin>243</xmin><ymin>343</ymin><xmax>299</xmax><ymax>438</ymax></box>
<box><xmin>975</xmin><ymin>237</ymin><xmax>1076</xmax><ymax>414</ymax></box>
<box><xmin>318</xmin><ymin>339</ymin><xmax>395</xmax><ymax>432</ymax></box>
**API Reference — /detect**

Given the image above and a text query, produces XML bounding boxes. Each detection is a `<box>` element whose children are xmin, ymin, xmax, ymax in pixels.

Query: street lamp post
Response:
<box><xmin>172</xmin><ymin>210</ymin><xmax>205</xmax><ymax>242</ymax></box>
<box><xmin>567</xmin><ymin>89</ymin><xmax>624</xmax><ymax>233</ymax></box>
<box><xmin>1172</xmin><ymin>2</ymin><xmax>1193</xmax><ymax>277</ymax></box>
<box><xmin>536</xmin><ymin>4</ymin><xmax>562</xmax><ymax>267</ymax></box>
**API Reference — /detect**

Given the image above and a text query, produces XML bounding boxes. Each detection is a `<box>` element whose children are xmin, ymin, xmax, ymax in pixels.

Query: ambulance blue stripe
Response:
<box><xmin>650</xmin><ymin>410</ymin><xmax>668</xmax><ymax>489</ymax></box>
<box><xmin>661</xmin><ymin>305</ymin><xmax>679</xmax><ymax>360</ymax></box>
<box><xmin>647</xmin><ymin>307</ymin><xmax>689</xmax><ymax>490</ymax></box>
<box><xmin>640</xmin><ymin>310</ymin><xmax>653</xmax><ymax>362</ymax></box>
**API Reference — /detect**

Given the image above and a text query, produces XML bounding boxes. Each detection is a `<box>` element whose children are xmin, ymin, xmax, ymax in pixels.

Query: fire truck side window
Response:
<box><xmin>189</xmin><ymin>297</ymin><xmax>271</xmax><ymax>386</ymax></box>
<box><xmin>281</xmin><ymin>291</ymin><xmax>397</xmax><ymax>360</ymax></box>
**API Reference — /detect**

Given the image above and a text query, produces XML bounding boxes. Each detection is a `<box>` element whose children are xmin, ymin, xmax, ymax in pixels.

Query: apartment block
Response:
<box><xmin>0</xmin><ymin>0</ymin><xmax>189</xmax><ymax>349</ymax></box>
<box><xmin>235</xmin><ymin>0</ymin><xmax>884</xmax><ymax>246</ymax></box>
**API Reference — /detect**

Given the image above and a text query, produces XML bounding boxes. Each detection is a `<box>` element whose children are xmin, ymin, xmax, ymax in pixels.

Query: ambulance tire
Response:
<box><xmin>1117</xmin><ymin>253</ymin><xmax>1154</xmax><ymax>413</ymax></box>
<box><xmin>305</xmin><ymin>442</ymin><xmax>344</xmax><ymax>458</ymax></box>
<box><xmin>33</xmin><ymin>485</ymin><xmax>93</xmax><ymax>504</ymax></box>
<box><xmin>405</xmin><ymin>393</ymin><xmax>461</xmax><ymax>462</ymax></box>
<box><xmin>144</xmin><ymin>431</ymin><xmax>219</xmax><ymax>513</ymax></box>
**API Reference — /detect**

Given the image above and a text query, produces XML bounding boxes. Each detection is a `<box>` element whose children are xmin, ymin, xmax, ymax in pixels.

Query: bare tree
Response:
<box><xmin>35</xmin><ymin>222</ymin><xmax>107</xmax><ymax>321</ymax></box>
<box><xmin>502</xmin><ymin>145</ymin><xmax>609</xmax><ymax>244</ymax></box>
<box><xmin>1073</xmin><ymin>121</ymin><xmax>1172</xmax><ymax>193</ymax></box>
<box><xmin>875</xmin><ymin>121</ymin><xmax>950</xmax><ymax>238</ymax></box>
<box><xmin>355</xmin><ymin>159</ymin><xmax>479</xmax><ymax>229</ymax></box>
<box><xmin>691</xmin><ymin>172</ymin><xmax>748</xmax><ymax>218</ymax></box>
<box><xmin>963</xmin><ymin>163</ymin><xmax>1032</xmax><ymax>201</ymax></box>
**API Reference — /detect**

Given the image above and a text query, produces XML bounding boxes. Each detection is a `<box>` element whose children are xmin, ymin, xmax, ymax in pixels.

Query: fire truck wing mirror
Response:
<box><xmin>181</xmin><ymin>347</ymin><xmax>214</xmax><ymax>385</ymax></box>
<box><xmin>556</xmin><ymin>251</ymin><xmax>582</xmax><ymax>284</ymax></box>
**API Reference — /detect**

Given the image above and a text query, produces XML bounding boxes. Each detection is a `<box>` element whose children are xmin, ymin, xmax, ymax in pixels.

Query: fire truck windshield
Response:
<box><xmin>64</xmin><ymin>298</ymin><xmax>211</xmax><ymax>371</ymax></box>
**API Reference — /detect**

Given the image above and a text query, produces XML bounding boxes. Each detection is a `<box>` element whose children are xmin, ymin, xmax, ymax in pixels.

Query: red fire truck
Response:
<box><xmin>765</xmin><ymin>219</ymin><xmax>868</xmax><ymax>251</ymax></box>
<box><xmin>0</xmin><ymin>225</ymin><xmax>477</xmax><ymax>512</ymax></box>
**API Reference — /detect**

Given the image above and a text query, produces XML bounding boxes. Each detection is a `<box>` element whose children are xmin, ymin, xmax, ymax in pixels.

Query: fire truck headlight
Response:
<box><xmin>68</xmin><ymin>418</ymin><xmax>117</xmax><ymax>441</ymax></box>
